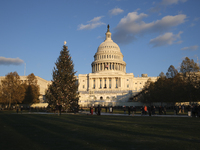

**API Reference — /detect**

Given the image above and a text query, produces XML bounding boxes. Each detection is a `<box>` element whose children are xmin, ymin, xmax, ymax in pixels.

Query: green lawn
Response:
<box><xmin>0</xmin><ymin>111</ymin><xmax>199</xmax><ymax>150</ymax></box>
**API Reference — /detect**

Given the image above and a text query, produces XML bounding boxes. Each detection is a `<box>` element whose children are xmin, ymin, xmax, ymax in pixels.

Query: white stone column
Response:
<box><xmin>89</xmin><ymin>78</ymin><xmax>92</xmax><ymax>90</ymax></box>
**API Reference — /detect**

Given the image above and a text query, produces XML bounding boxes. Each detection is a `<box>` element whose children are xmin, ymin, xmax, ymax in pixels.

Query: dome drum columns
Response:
<box><xmin>92</xmin><ymin>62</ymin><xmax>126</xmax><ymax>73</ymax></box>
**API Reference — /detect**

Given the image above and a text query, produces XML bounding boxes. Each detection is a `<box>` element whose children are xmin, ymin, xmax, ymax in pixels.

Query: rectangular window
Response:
<box><xmin>127</xmin><ymin>84</ymin><xmax>129</xmax><ymax>88</ymax></box>
<box><xmin>109</xmin><ymin>79</ymin><xmax>111</xmax><ymax>88</ymax></box>
<box><xmin>104</xmin><ymin>79</ymin><xmax>107</xmax><ymax>88</ymax></box>
<box><xmin>116</xmin><ymin>79</ymin><xmax>118</xmax><ymax>88</ymax></box>
<box><xmin>100</xmin><ymin>79</ymin><xmax>102</xmax><ymax>89</ymax></box>
<box><xmin>93</xmin><ymin>79</ymin><xmax>95</xmax><ymax>89</ymax></box>
<box><xmin>83</xmin><ymin>85</ymin><xmax>85</xmax><ymax>89</ymax></box>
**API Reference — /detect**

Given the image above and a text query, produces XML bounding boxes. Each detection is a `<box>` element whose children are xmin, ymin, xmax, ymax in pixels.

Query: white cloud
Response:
<box><xmin>112</xmin><ymin>11</ymin><xmax>186</xmax><ymax>44</ymax></box>
<box><xmin>78</xmin><ymin>16</ymin><xmax>105</xmax><ymax>30</ymax></box>
<box><xmin>88</xmin><ymin>16</ymin><xmax>103</xmax><ymax>23</ymax></box>
<box><xmin>149</xmin><ymin>31</ymin><xmax>183</xmax><ymax>47</ymax></box>
<box><xmin>0</xmin><ymin>57</ymin><xmax>24</xmax><ymax>65</ymax></box>
<box><xmin>181</xmin><ymin>45</ymin><xmax>198</xmax><ymax>51</ymax></box>
<box><xmin>109</xmin><ymin>8</ymin><xmax>124</xmax><ymax>16</ymax></box>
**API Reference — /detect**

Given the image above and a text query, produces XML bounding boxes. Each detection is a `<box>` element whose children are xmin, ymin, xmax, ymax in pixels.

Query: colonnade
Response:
<box><xmin>92</xmin><ymin>62</ymin><xmax>126</xmax><ymax>73</ymax></box>
<box><xmin>89</xmin><ymin>77</ymin><xmax>121</xmax><ymax>90</ymax></box>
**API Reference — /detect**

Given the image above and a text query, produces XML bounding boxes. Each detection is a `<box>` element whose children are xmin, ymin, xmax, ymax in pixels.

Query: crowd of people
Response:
<box><xmin>86</xmin><ymin>104</ymin><xmax>200</xmax><ymax>117</ymax></box>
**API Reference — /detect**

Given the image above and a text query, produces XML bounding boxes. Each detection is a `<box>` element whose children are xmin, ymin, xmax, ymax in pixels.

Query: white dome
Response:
<box><xmin>91</xmin><ymin>25</ymin><xmax>126</xmax><ymax>74</ymax></box>
<box><xmin>97</xmin><ymin>26</ymin><xmax>121</xmax><ymax>53</ymax></box>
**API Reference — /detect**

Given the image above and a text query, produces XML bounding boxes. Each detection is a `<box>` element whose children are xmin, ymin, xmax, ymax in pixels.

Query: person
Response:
<box><xmin>192</xmin><ymin>104</ymin><xmax>196</xmax><ymax>117</ymax></box>
<box><xmin>123</xmin><ymin>106</ymin><xmax>126</xmax><ymax>114</ymax></box>
<box><xmin>98</xmin><ymin>105</ymin><xmax>101</xmax><ymax>115</ymax></box>
<box><xmin>179</xmin><ymin>105</ymin><xmax>181</xmax><ymax>114</ymax></box>
<box><xmin>58</xmin><ymin>104</ymin><xmax>62</xmax><ymax>116</ymax></box>
<box><xmin>187</xmin><ymin>105</ymin><xmax>191</xmax><ymax>117</ymax></box>
<box><xmin>182</xmin><ymin>105</ymin><xmax>185</xmax><ymax>113</ymax></box>
<box><xmin>87</xmin><ymin>107</ymin><xmax>93</xmax><ymax>115</ymax></box>
<box><xmin>144</xmin><ymin>106</ymin><xmax>147</xmax><ymax>115</ymax></box>
<box><xmin>159</xmin><ymin>106</ymin><xmax>162</xmax><ymax>115</ymax></box>
<box><xmin>174</xmin><ymin>105</ymin><xmax>178</xmax><ymax>115</ymax></box>
<box><xmin>148</xmin><ymin>106</ymin><xmax>151</xmax><ymax>116</ymax></box>
<box><xmin>109</xmin><ymin>106</ymin><xmax>113</xmax><ymax>113</ymax></box>
<box><xmin>197</xmin><ymin>105</ymin><xmax>200</xmax><ymax>117</ymax></box>
<box><xmin>141</xmin><ymin>106</ymin><xmax>144</xmax><ymax>115</ymax></box>
<box><xmin>128</xmin><ymin>106</ymin><xmax>130</xmax><ymax>115</ymax></box>
<box><xmin>91</xmin><ymin>106</ymin><xmax>93</xmax><ymax>115</ymax></box>
<box><xmin>95</xmin><ymin>107</ymin><xmax>97</xmax><ymax>114</ymax></box>
<box><xmin>131</xmin><ymin>106</ymin><xmax>134</xmax><ymax>116</ymax></box>
<box><xmin>56</xmin><ymin>104</ymin><xmax>59</xmax><ymax>114</ymax></box>
<box><xmin>21</xmin><ymin>106</ymin><xmax>23</xmax><ymax>114</ymax></box>
<box><xmin>164</xmin><ymin>106</ymin><xmax>166</xmax><ymax>115</ymax></box>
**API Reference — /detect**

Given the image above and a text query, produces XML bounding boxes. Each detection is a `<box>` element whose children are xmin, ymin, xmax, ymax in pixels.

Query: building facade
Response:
<box><xmin>78</xmin><ymin>25</ymin><xmax>157</xmax><ymax>107</ymax></box>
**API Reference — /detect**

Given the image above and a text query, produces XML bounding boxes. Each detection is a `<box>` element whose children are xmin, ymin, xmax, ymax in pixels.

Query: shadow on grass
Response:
<box><xmin>0</xmin><ymin>112</ymin><xmax>200</xmax><ymax>150</ymax></box>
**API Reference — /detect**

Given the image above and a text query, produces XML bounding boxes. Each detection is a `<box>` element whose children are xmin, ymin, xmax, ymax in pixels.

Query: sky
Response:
<box><xmin>0</xmin><ymin>0</ymin><xmax>199</xmax><ymax>81</ymax></box>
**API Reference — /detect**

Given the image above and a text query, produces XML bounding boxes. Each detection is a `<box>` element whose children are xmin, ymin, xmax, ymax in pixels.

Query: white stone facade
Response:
<box><xmin>78</xmin><ymin>25</ymin><xmax>157</xmax><ymax>107</ymax></box>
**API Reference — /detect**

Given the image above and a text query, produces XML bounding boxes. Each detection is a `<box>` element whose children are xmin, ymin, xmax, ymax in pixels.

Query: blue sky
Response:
<box><xmin>0</xmin><ymin>0</ymin><xmax>199</xmax><ymax>81</ymax></box>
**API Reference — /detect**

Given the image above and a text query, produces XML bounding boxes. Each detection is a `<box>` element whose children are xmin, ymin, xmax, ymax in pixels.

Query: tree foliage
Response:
<box><xmin>166</xmin><ymin>65</ymin><xmax>178</xmax><ymax>78</ymax></box>
<box><xmin>23</xmin><ymin>73</ymin><xmax>40</xmax><ymax>104</ymax></box>
<box><xmin>0</xmin><ymin>72</ymin><xmax>25</xmax><ymax>107</ymax></box>
<box><xmin>138</xmin><ymin>57</ymin><xmax>200</xmax><ymax>104</ymax></box>
<box><xmin>45</xmin><ymin>45</ymin><xmax>79</xmax><ymax>110</ymax></box>
<box><xmin>180</xmin><ymin>57</ymin><xmax>200</xmax><ymax>74</ymax></box>
<box><xmin>0</xmin><ymin>72</ymin><xmax>40</xmax><ymax>107</ymax></box>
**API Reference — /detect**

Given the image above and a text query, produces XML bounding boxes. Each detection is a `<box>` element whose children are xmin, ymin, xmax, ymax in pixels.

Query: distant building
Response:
<box><xmin>0</xmin><ymin>76</ymin><xmax>51</xmax><ymax>103</ymax></box>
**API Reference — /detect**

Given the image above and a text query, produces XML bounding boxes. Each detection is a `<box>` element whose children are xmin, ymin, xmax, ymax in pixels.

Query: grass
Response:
<box><xmin>0</xmin><ymin>110</ymin><xmax>200</xmax><ymax>150</ymax></box>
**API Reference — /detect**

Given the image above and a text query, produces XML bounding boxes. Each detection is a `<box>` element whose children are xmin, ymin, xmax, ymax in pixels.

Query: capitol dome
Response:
<box><xmin>91</xmin><ymin>25</ymin><xmax>126</xmax><ymax>74</ymax></box>
<box><xmin>97</xmin><ymin>26</ymin><xmax>121</xmax><ymax>53</ymax></box>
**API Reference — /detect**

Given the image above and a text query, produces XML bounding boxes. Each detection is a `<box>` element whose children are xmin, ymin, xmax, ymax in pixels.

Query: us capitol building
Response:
<box><xmin>78</xmin><ymin>25</ymin><xmax>157</xmax><ymax>107</ymax></box>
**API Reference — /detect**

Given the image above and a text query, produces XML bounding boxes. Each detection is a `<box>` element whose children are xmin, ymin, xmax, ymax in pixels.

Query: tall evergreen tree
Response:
<box><xmin>46</xmin><ymin>44</ymin><xmax>79</xmax><ymax>111</ymax></box>
<box><xmin>23</xmin><ymin>73</ymin><xmax>40</xmax><ymax>104</ymax></box>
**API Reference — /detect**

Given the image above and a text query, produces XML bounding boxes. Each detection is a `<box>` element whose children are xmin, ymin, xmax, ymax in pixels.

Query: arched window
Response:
<box><xmin>100</xmin><ymin>96</ymin><xmax>103</xmax><ymax>100</ymax></box>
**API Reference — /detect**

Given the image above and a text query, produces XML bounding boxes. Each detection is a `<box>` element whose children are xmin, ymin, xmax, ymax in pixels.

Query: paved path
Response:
<box><xmin>79</xmin><ymin>111</ymin><xmax>190</xmax><ymax>117</ymax></box>
<box><xmin>15</xmin><ymin>111</ymin><xmax>191</xmax><ymax>117</ymax></box>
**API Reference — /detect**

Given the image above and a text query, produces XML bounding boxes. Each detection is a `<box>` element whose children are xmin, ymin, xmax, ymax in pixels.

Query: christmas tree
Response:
<box><xmin>46</xmin><ymin>43</ymin><xmax>79</xmax><ymax>111</ymax></box>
